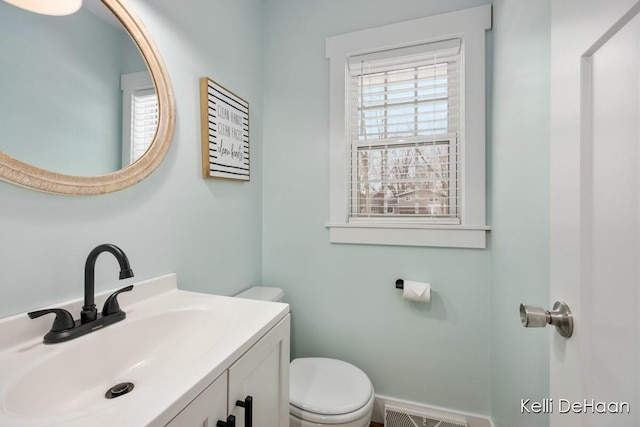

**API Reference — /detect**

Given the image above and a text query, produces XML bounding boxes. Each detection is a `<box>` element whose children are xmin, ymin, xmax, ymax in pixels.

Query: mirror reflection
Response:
<box><xmin>0</xmin><ymin>0</ymin><xmax>158</xmax><ymax>177</ymax></box>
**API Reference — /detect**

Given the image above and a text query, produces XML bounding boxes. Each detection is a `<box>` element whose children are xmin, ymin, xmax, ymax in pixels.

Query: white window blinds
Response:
<box><xmin>348</xmin><ymin>38</ymin><xmax>461</xmax><ymax>223</ymax></box>
<box><xmin>131</xmin><ymin>88</ymin><xmax>159</xmax><ymax>163</ymax></box>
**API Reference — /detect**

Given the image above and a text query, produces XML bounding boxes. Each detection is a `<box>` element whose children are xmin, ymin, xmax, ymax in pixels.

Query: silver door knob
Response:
<box><xmin>519</xmin><ymin>301</ymin><xmax>573</xmax><ymax>338</ymax></box>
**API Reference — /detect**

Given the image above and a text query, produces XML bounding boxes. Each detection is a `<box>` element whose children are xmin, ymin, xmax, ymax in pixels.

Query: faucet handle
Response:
<box><xmin>28</xmin><ymin>308</ymin><xmax>75</xmax><ymax>332</ymax></box>
<box><xmin>102</xmin><ymin>285</ymin><xmax>134</xmax><ymax>316</ymax></box>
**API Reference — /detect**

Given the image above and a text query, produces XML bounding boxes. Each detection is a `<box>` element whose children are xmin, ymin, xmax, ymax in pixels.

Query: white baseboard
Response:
<box><xmin>372</xmin><ymin>394</ymin><xmax>494</xmax><ymax>427</ymax></box>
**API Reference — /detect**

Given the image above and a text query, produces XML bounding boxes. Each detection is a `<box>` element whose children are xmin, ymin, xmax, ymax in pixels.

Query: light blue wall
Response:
<box><xmin>262</xmin><ymin>0</ymin><xmax>493</xmax><ymax>416</ymax></box>
<box><xmin>0</xmin><ymin>0</ymin><xmax>264</xmax><ymax>318</ymax></box>
<box><xmin>490</xmin><ymin>1</ymin><xmax>550</xmax><ymax>426</ymax></box>
<box><xmin>263</xmin><ymin>0</ymin><xmax>551</xmax><ymax>423</ymax></box>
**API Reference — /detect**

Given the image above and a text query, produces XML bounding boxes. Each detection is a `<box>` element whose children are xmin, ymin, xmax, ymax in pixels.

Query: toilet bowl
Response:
<box><xmin>235</xmin><ymin>287</ymin><xmax>375</xmax><ymax>427</ymax></box>
<box><xmin>289</xmin><ymin>357</ymin><xmax>374</xmax><ymax>427</ymax></box>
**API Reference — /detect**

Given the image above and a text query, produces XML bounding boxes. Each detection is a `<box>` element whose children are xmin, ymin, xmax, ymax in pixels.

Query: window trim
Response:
<box><xmin>325</xmin><ymin>5</ymin><xmax>492</xmax><ymax>248</ymax></box>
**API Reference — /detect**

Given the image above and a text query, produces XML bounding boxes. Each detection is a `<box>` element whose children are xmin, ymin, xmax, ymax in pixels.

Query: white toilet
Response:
<box><xmin>235</xmin><ymin>287</ymin><xmax>375</xmax><ymax>427</ymax></box>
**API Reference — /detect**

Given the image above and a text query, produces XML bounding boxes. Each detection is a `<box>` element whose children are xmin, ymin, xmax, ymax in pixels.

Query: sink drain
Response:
<box><xmin>105</xmin><ymin>382</ymin><xmax>134</xmax><ymax>399</ymax></box>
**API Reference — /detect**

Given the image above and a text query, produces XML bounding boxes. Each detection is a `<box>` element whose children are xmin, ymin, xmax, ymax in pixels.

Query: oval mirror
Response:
<box><xmin>0</xmin><ymin>0</ymin><xmax>175</xmax><ymax>194</ymax></box>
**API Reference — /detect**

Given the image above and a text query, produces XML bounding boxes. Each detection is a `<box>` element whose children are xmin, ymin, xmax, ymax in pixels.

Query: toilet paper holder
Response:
<box><xmin>395</xmin><ymin>279</ymin><xmax>405</xmax><ymax>289</ymax></box>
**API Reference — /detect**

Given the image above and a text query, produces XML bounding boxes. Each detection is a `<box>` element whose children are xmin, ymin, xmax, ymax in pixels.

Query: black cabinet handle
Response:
<box><xmin>216</xmin><ymin>415</ymin><xmax>235</xmax><ymax>427</ymax></box>
<box><xmin>235</xmin><ymin>396</ymin><xmax>253</xmax><ymax>427</ymax></box>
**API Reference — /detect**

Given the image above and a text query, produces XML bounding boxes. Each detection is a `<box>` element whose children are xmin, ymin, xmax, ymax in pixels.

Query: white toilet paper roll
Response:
<box><xmin>402</xmin><ymin>280</ymin><xmax>431</xmax><ymax>303</ymax></box>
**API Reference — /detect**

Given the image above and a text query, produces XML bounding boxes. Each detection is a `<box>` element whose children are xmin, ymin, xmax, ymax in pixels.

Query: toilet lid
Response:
<box><xmin>290</xmin><ymin>358</ymin><xmax>373</xmax><ymax>415</ymax></box>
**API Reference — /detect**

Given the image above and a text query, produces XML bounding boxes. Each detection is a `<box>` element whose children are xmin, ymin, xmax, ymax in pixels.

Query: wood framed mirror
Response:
<box><xmin>0</xmin><ymin>0</ymin><xmax>175</xmax><ymax>195</ymax></box>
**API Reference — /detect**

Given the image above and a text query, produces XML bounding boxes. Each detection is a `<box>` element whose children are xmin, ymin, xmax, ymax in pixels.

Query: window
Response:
<box><xmin>326</xmin><ymin>5</ymin><xmax>491</xmax><ymax>248</ymax></box>
<box><xmin>350</xmin><ymin>39</ymin><xmax>460</xmax><ymax>224</ymax></box>
<box><xmin>130</xmin><ymin>88</ymin><xmax>158</xmax><ymax>163</ymax></box>
<box><xmin>121</xmin><ymin>71</ymin><xmax>158</xmax><ymax>167</ymax></box>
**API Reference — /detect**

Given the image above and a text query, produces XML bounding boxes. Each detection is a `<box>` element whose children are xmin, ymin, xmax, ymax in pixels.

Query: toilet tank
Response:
<box><xmin>235</xmin><ymin>286</ymin><xmax>284</xmax><ymax>302</ymax></box>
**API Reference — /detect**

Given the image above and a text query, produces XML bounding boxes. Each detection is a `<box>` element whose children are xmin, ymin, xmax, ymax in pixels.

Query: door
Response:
<box><xmin>551</xmin><ymin>1</ymin><xmax>640</xmax><ymax>426</ymax></box>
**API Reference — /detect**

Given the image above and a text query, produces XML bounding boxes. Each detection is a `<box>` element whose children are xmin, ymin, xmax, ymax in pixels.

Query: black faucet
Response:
<box><xmin>28</xmin><ymin>244</ymin><xmax>135</xmax><ymax>344</ymax></box>
<box><xmin>81</xmin><ymin>244</ymin><xmax>134</xmax><ymax>323</ymax></box>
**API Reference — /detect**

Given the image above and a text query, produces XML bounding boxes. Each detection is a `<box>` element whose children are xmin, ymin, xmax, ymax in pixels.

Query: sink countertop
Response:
<box><xmin>0</xmin><ymin>274</ymin><xmax>290</xmax><ymax>427</ymax></box>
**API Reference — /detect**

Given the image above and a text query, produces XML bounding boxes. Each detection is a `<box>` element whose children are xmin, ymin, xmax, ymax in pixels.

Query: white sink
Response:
<box><xmin>4</xmin><ymin>308</ymin><xmax>230</xmax><ymax>418</ymax></box>
<box><xmin>0</xmin><ymin>274</ymin><xmax>289</xmax><ymax>427</ymax></box>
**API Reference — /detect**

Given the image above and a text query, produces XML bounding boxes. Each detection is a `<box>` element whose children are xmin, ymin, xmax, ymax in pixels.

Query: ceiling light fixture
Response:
<box><xmin>2</xmin><ymin>0</ymin><xmax>82</xmax><ymax>16</ymax></box>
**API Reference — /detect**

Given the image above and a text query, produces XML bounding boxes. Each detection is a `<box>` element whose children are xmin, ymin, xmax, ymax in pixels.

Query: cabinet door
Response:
<box><xmin>165</xmin><ymin>372</ymin><xmax>228</xmax><ymax>427</ymax></box>
<box><xmin>228</xmin><ymin>315</ymin><xmax>290</xmax><ymax>427</ymax></box>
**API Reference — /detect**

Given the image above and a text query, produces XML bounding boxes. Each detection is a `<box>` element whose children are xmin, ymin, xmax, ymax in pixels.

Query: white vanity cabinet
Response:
<box><xmin>165</xmin><ymin>315</ymin><xmax>290</xmax><ymax>427</ymax></box>
<box><xmin>228</xmin><ymin>313</ymin><xmax>290</xmax><ymax>427</ymax></box>
<box><xmin>0</xmin><ymin>275</ymin><xmax>290</xmax><ymax>427</ymax></box>
<box><xmin>165</xmin><ymin>374</ymin><xmax>227</xmax><ymax>427</ymax></box>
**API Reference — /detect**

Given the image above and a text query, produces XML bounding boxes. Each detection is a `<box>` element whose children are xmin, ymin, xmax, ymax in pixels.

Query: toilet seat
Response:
<box><xmin>289</xmin><ymin>390</ymin><xmax>375</xmax><ymax>425</ymax></box>
<box><xmin>290</xmin><ymin>358</ymin><xmax>374</xmax><ymax>424</ymax></box>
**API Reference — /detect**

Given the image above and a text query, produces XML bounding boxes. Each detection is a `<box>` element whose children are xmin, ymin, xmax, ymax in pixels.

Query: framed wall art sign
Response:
<box><xmin>200</xmin><ymin>77</ymin><xmax>250</xmax><ymax>181</ymax></box>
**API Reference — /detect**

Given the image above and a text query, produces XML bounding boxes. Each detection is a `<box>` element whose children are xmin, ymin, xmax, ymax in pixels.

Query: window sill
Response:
<box><xmin>325</xmin><ymin>223</ymin><xmax>490</xmax><ymax>249</ymax></box>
